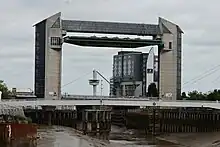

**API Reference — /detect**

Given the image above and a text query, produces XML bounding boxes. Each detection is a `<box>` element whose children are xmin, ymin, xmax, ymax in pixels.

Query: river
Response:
<box><xmin>37</xmin><ymin>126</ymin><xmax>179</xmax><ymax>147</ymax></box>
<box><xmin>1</xmin><ymin>125</ymin><xmax>219</xmax><ymax>146</ymax></box>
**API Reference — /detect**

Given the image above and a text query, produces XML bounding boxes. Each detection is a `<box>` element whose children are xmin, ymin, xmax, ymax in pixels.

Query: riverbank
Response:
<box><xmin>110</xmin><ymin>126</ymin><xmax>220</xmax><ymax>147</ymax></box>
<box><xmin>157</xmin><ymin>132</ymin><xmax>220</xmax><ymax>147</ymax></box>
<box><xmin>37</xmin><ymin>125</ymin><xmax>220</xmax><ymax>147</ymax></box>
<box><xmin>37</xmin><ymin>125</ymin><xmax>171</xmax><ymax>147</ymax></box>
<box><xmin>110</xmin><ymin>125</ymin><xmax>180</xmax><ymax>146</ymax></box>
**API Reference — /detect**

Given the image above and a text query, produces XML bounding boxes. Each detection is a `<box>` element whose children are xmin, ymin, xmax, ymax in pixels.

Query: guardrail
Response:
<box><xmin>2</xmin><ymin>96</ymin><xmax>220</xmax><ymax>104</ymax></box>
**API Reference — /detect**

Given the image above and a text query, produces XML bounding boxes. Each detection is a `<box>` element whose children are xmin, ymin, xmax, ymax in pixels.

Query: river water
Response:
<box><xmin>36</xmin><ymin>125</ymin><xmax>220</xmax><ymax>147</ymax></box>
<box><xmin>37</xmin><ymin>126</ymin><xmax>178</xmax><ymax>147</ymax></box>
<box><xmin>2</xmin><ymin>125</ymin><xmax>220</xmax><ymax>147</ymax></box>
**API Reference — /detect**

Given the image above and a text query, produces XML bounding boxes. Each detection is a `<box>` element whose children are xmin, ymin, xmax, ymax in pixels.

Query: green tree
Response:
<box><xmin>186</xmin><ymin>89</ymin><xmax>220</xmax><ymax>101</ymax></box>
<box><xmin>206</xmin><ymin>89</ymin><xmax>220</xmax><ymax>101</ymax></box>
<box><xmin>0</xmin><ymin>80</ymin><xmax>10</xmax><ymax>99</ymax></box>
<box><xmin>181</xmin><ymin>92</ymin><xmax>188</xmax><ymax>100</ymax></box>
<box><xmin>187</xmin><ymin>90</ymin><xmax>207</xmax><ymax>100</ymax></box>
<box><xmin>147</xmin><ymin>83</ymin><xmax>159</xmax><ymax>97</ymax></box>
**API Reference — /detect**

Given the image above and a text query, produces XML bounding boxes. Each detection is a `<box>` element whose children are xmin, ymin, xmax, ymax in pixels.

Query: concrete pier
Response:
<box><xmin>159</xmin><ymin>108</ymin><xmax>220</xmax><ymax>133</ymax></box>
<box><xmin>25</xmin><ymin>107</ymin><xmax>77</xmax><ymax>127</ymax></box>
<box><xmin>111</xmin><ymin>110</ymin><xmax>126</xmax><ymax>126</ymax></box>
<box><xmin>76</xmin><ymin>109</ymin><xmax>111</xmax><ymax>140</ymax></box>
<box><xmin>41</xmin><ymin>106</ymin><xmax>56</xmax><ymax>125</ymax></box>
<box><xmin>25</xmin><ymin>106</ymin><xmax>111</xmax><ymax>139</ymax></box>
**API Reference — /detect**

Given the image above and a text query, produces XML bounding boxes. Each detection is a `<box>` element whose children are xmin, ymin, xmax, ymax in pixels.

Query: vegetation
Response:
<box><xmin>0</xmin><ymin>80</ymin><xmax>10</xmax><ymax>99</ymax></box>
<box><xmin>182</xmin><ymin>89</ymin><xmax>220</xmax><ymax>101</ymax></box>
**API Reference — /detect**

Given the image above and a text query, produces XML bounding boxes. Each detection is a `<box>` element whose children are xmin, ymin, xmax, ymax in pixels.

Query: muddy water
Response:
<box><xmin>37</xmin><ymin>126</ymin><xmax>178</xmax><ymax>147</ymax></box>
<box><xmin>1</xmin><ymin>125</ymin><xmax>219</xmax><ymax>147</ymax></box>
<box><xmin>4</xmin><ymin>125</ymin><xmax>220</xmax><ymax>147</ymax></box>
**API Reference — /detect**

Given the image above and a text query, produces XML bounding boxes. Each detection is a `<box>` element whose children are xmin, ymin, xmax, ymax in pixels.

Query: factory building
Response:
<box><xmin>110</xmin><ymin>49</ymin><xmax>158</xmax><ymax>97</ymax></box>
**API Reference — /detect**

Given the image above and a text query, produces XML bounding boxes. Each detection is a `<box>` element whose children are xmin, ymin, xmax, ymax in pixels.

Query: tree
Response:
<box><xmin>206</xmin><ymin>89</ymin><xmax>220</xmax><ymax>101</ymax></box>
<box><xmin>181</xmin><ymin>92</ymin><xmax>188</xmax><ymax>100</ymax></box>
<box><xmin>0</xmin><ymin>80</ymin><xmax>10</xmax><ymax>99</ymax></box>
<box><xmin>147</xmin><ymin>83</ymin><xmax>159</xmax><ymax>97</ymax></box>
<box><xmin>187</xmin><ymin>90</ymin><xmax>206</xmax><ymax>100</ymax></box>
<box><xmin>185</xmin><ymin>89</ymin><xmax>220</xmax><ymax>101</ymax></box>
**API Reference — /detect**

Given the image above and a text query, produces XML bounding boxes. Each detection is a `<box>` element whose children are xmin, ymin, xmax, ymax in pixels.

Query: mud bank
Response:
<box><xmin>157</xmin><ymin>132</ymin><xmax>220</xmax><ymax>147</ymax></box>
<box><xmin>110</xmin><ymin>125</ymin><xmax>179</xmax><ymax>146</ymax></box>
<box><xmin>38</xmin><ymin>125</ymin><xmax>162</xmax><ymax>147</ymax></box>
<box><xmin>38</xmin><ymin>125</ymin><xmax>220</xmax><ymax>147</ymax></box>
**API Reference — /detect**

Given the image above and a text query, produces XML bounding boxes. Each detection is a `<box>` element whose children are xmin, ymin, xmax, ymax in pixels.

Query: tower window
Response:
<box><xmin>51</xmin><ymin>37</ymin><xmax>61</xmax><ymax>46</ymax></box>
<box><xmin>169</xmin><ymin>42</ymin><xmax>172</xmax><ymax>49</ymax></box>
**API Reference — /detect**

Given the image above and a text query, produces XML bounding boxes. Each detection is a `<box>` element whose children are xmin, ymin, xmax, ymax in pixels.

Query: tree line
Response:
<box><xmin>181</xmin><ymin>89</ymin><xmax>220</xmax><ymax>101</ymax></box>
<box><xmin>147</xmin><ymin>83</ymin><xmax>220</xmax><ymax>101</ymax></box>
<box><xmin>0</xmin><ymin>80</ymin><xmax>10</xmax><ymax>99</ymax></box>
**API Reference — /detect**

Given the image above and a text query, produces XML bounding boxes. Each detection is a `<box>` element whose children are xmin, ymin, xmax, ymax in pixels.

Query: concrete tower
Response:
<box><xmin>146</xmin><ymin>47</ymin><xmax>155</xmax><ymax>92</ymax></box>
<box><xmin>158</xmin><ymin>18</ymin><xmax>183</xmax><ymax>100</ymax></box>
<box><xmin>89</xmin><ymin>69</ymin><xmax>100</xmax><ymax>96</ymax></box>
<box><xmin>34</xmin><ymin>12</ymin><xmax>63</xmax><ymax>100</ymax></box>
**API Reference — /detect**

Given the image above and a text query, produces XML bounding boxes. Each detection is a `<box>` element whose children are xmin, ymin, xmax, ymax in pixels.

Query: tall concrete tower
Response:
<box><xmin>89</xmin><ymin>69</ymin><xmax>100</xmax><ymax>96</ymax></box>
<box><xmin>34</xmin><ymin>12</ymin><xmax>63</xmax><ymax>99</ymax></box>
<box><xmin>158</xmin><ymin>18</ymin><xmax>183</xmax><ymax>100</ymax></box>
<box><xmin>146</xmin><ymin>47</ymin><xmax>155</xmax><ymax>92</ymax></box>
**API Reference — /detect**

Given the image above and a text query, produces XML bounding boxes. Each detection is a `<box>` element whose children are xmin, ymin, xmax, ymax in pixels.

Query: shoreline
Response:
<box><xmin>38</xmin><ymin>125</ymin><xmax>220</xmax><ymax>147</ymax></box>
<box><xmin>156</xmin><ymin>132</ymin><xmax>220</xmax><ymax>147</ymax></box>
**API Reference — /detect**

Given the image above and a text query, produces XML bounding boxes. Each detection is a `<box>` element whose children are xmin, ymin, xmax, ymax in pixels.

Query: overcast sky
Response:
<box><xmin>0</xmin><ymin>0</ymin><xmax>220</xmax><ymax>95</ymax></box>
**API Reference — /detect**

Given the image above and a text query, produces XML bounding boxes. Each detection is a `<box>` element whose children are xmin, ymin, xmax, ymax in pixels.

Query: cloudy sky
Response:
<box><xmin>0</xmin><ymin>0</ymin><xmax>220</xmax><ymax>95</ymax></box>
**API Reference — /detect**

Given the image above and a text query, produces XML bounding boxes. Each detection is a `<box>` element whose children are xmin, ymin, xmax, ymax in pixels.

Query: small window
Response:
<box><xmin>51</xmin><ymin>37</ymin><xmax>61</xmax><ymax>46</ymax></box>
<box><xmin>169</xmin><ymin>42</ymin><xmax>172</xmax><ymax>49</ymax></box>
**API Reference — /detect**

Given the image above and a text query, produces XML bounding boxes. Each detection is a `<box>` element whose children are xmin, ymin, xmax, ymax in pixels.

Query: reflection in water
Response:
<box><xmin>1</xmin><ymin>126</ymin><xmax>180</xmax><ymax>147</ymax></box>
<box><xmin>2</xmin><ymin>125</ymin><xmax>217</xmax><ymax>147</ymax></box>
<box><xmin>37</xmin><ymin>126</ymin><xmax>155</xmax><ymax>147</ymax></box>
<box><xmin>0</xmin><ymin>140</ymin><xmax>36</xmax><ymax>147</ymax></box>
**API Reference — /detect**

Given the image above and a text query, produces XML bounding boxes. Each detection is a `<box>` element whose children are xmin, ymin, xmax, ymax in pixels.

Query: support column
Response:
<box><xmin>42</xmin><ymin>106</ymin><xmax>56</xmax><ymax>126</ymax></box>
<box><xmin>158</xmin><ymin>18</ymin><xmax>183</xmax><ymax>100</ymax></box>
<box><xmin>34</xmin><ymin>12</ymin><xmax>63</xmax><ymax>100</ymax></box>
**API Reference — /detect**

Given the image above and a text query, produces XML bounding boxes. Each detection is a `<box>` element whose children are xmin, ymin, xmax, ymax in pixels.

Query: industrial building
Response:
<box><xmin>110</xmin><ymin>49</ymin><xmax>158</xmax><ymax>97</ymax></box>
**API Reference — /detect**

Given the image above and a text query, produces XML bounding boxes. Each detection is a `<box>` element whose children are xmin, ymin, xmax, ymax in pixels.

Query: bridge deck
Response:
<box><xmin>1</xmin><ymin>99</ymin><xmax>220</xmax><ymax>110</ymax></box>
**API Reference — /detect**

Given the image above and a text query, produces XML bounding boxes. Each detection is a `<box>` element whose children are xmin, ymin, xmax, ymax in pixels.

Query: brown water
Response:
<box><xmin>4</xmin><ymin>125</ymin><xmax>220</xmax><ymax>147</ymax></box>
<box><xmin>37</xmin><ymin>126</ymin><xmax>164</xmax><ymax>147</ymax></box>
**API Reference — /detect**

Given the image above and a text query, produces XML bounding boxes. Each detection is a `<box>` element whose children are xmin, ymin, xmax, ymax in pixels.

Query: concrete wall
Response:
<box><xmin>35</xmin><ymin>20</ymin><xmax>46</xmax><ymax>98</ymax></box>
<box><xmin>35</xmin><ymin>12</ymin><xmax>63</xmax><ymax>99</ymax></box>
<box><xmin>159</xmin><ymin>18</ymin><xmax>182</xmax><ymax>100</ymax></box>
<box><xmin>44</xmin><ymin>13</ymin><xmax>63</xmax><ymax>100</ymax></box>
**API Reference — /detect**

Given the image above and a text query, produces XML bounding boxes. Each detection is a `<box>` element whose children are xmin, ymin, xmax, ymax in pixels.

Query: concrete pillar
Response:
<box><xmin>34</xmin><ymin>12</ymin><xmax>63</xmax><ymax>99</ymax></box>
<box><xmin>158</xmin><ymin>18</ymin><xmax>183</xmax><ymax>100</ymax></box>
<box><xmin>89</xmin><ymin>69</ymin><xmax>100</xmax><ymax>96</ymax></box>
<box><xmin>42</xmin><ymin>106</ymin><xmax>56</xmax><ymax>126</ymax></box>
<box><xmin>47</xmin><ymin>111</ymin><xmax>52</xmax><ymax>126</ymax></box>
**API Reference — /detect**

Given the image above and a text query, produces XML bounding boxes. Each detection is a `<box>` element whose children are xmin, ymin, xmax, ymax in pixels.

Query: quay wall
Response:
<box><xmin>112</xmin><ymin>107</ymin><xmax>220</xmax><ymax>135</ymax></box>
<box><xmin>24</xmin><ymin>106</ymin><xmax>111</xmax><ymax>139</ymax></box>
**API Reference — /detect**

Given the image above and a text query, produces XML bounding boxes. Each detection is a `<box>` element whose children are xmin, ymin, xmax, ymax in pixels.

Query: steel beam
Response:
<box><xmin>62</xmin><ymin>20</ymin><xmax>160</xmax><ymax>36</ymax></box>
